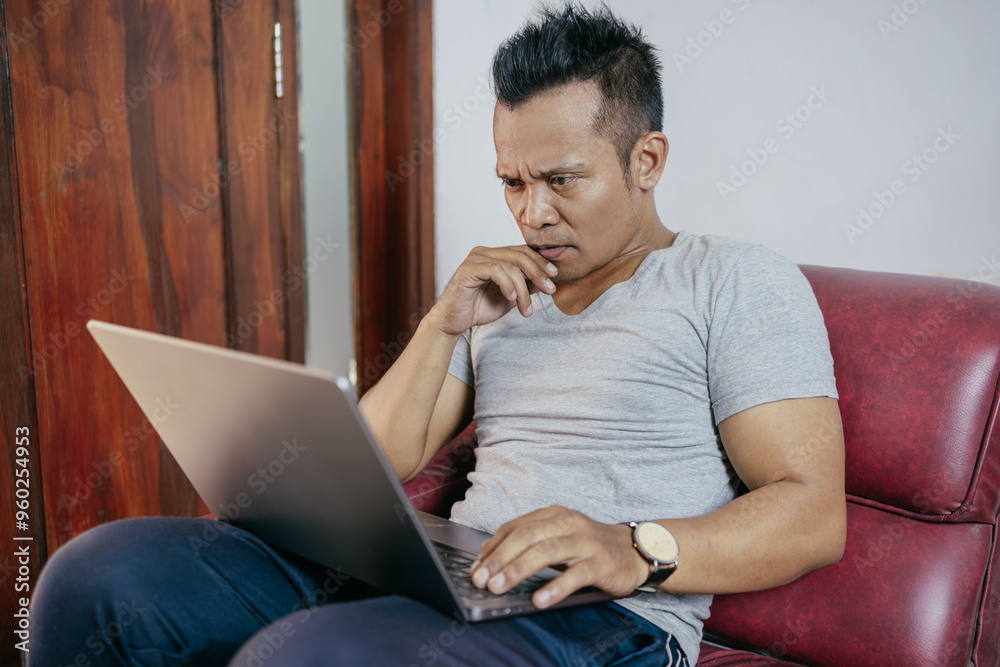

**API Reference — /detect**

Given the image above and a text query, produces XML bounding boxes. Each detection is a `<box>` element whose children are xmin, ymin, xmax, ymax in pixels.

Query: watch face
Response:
<box><xmin>636</xmin><ymin>522</ymin><xmax>678</xmax><ymax>563</ymax></box>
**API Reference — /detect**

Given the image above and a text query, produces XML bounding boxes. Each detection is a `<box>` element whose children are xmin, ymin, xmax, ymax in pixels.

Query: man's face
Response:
<box><xmin>493</xmin><ymin>82</ymin><xmax>645</xmax><ymax>284</ymax></box>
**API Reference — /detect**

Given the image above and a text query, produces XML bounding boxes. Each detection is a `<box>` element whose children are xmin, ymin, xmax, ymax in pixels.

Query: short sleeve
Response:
<box><xmin>707</xmin><ymin>245</ymin><xmax>838</xmax><ymax>423</ymax></box>
<box><xmin>447</xmin><ymin>330</ymin><xmax>475</xmax><ymax>387</ymax></box>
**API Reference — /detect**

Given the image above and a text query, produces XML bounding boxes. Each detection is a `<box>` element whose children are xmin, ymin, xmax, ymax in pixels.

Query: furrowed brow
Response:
<box><xmin>496</xmin><ymin>163</ymin><xmax>587</xmax><ymax>181</ymax></box>
<box><xmin>536</xmin><ymin>163</ymin><xmax>586</xmax><ymax>179</ymax></box>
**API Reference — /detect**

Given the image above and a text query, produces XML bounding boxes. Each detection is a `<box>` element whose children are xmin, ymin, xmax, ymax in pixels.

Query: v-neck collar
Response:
<box><xmin>536</xmin><ymin>230</ymin><xmax>689</xmax><ymax>323</ymax></box>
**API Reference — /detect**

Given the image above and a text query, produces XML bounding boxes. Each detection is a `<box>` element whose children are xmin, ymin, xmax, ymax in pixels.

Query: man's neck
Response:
<box><xmin>552</xmin><ymin>225</ymin><xmax>676</xmax><ymax>316</ymax></box>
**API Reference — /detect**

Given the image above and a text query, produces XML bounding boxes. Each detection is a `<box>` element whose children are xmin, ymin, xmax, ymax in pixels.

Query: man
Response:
<box><xmin>31</xmin><ymin>4</ymin><xmax>844</xmax><ymax>665</ymax></box>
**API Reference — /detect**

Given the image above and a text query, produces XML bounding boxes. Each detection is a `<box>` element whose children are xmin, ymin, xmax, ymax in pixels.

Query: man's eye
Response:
<box><xmin>551</xmin><ymin>176</ymin><xmax>572</xmax><ymax>187</ymax></box>
<box><xmin>504</xmin><ymin>179</ymin><xmax>522</xmax><ymax>188</ymax></box>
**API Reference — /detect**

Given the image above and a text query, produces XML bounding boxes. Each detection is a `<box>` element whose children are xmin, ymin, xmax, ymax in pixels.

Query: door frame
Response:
<box><xmin>349</xmin><ymin>0</ymin><xmax>435</xmax><ymax>394</ymax></box>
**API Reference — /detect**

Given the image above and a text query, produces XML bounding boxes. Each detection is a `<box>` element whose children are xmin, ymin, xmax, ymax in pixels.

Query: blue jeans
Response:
<box><xmin>29</xmin><ymin>517</ymin><xmax>688</xmax><ymax>666</ymax></box>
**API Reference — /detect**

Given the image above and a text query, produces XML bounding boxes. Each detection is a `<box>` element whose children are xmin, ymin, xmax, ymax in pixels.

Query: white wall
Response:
<box><xmin>299</xmin><ymin>0</ymin><xmax>355</xmax><ymax>379</ymax></box>
<box><xmin>433</xmin><ymin>0</ymin><xmax>999</xmax><ymax>294</ymax></box>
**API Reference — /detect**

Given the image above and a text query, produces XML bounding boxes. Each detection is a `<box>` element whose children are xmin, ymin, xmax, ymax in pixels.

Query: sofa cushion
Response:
<box><xmin>704</xmin><ymin>502</ymin><xmax>990</xmax><ymax>666</ymax></box>
<box><xmin>403</xmin><ymin>422</ymin><xmax>478</xmax><ymax>516</ymax></box>
<box><xmin>802</xmin><ymin>266</ymin><xmax>1000</xmax><ymax>521</ymax></box>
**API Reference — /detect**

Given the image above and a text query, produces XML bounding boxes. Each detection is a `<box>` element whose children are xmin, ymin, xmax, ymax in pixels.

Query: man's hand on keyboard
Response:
<box><xmin>469</xmin><ymin>506</ymin><xmax>649</xmax><ymax>609</ymax></box>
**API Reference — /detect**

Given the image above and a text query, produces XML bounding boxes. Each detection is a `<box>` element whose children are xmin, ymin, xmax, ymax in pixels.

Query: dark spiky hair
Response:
<box><xmin>492</xmin><ymin>2</ymin><xmax>663</xmax><ymax>186</ymax></box>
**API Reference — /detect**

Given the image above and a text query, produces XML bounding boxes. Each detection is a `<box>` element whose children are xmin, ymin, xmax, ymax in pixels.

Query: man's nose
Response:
<box><xmin>519</xmin><ymin>187</ymin><xmax>558</xmax><ymax>229</ymax></box>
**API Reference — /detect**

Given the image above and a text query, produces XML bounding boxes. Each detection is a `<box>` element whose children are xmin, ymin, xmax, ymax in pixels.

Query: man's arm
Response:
<box><xmin>358</xmin><ymin>319</ymin><xmax>474</xmax><ymax>483</ymax></box>
<box><xmin>359</xmin><ymin>245</ymin><xmax>559</xmax><ymax>482</ymax></box>
<box><xmin>470</xmin><ymin>396</ymin><xmax>846</xmax><ymax>606</ymax></box>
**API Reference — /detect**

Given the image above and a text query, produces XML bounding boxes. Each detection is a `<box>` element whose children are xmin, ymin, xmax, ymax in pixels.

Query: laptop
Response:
<box><xmin>86</xmin><ymin>320</ymin><xmax>624</xmax><ymax>622</ymax></box>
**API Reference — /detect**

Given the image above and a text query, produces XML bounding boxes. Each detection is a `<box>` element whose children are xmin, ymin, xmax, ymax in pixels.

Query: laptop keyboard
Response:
<box><xmin>433</xmin><ymin>542</ymin><xmax>549</xmax><ymax>600</ymax></box>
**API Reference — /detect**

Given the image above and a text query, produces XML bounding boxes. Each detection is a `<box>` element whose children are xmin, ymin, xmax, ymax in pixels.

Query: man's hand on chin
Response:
<box><xmin>431</xmin><ymin>245</ymin><xmax>558</xmax><ymax>336</ymax></box>
<box><xmin>469</xmin><ymin>506</ymin><xmax>648</xmax><ymax>609</ymax></box>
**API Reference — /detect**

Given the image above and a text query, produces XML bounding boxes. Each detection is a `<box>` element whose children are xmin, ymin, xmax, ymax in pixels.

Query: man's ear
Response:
<box><xmin>633</xmin><ymin>131</ymin><xmax>668</xmax><ymax>190</ymax></box>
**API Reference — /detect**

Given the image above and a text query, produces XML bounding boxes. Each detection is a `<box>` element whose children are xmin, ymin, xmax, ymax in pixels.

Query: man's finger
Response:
<box><xmin>532</xmin><ymin>561</ymin><xmax>598</xmax><ymax>609</ymax></box>
<box><xmin>477</xmin><ymin>246</ymin><xmax>558</xmax><ymax>296</ymax></box>
<box><xmin>476</xmin><ymin>516</ymin><xmax>582</xmax><ymax>588</ymax></box>
<box><xmin>484</xmin><ymin>534</ymin><xmax>576</xmax><ymax>594</ymax></box>
<box><xmin>475</xmin><ymin>506</ymin><xmax>552</xmax><ymax>562</ymax></box>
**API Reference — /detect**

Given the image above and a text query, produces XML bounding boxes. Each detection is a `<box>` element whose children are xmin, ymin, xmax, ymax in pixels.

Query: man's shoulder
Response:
<box><xmin>673</xmin><ymin>231</ymin><xmax>787</xmax><ymax>266</ymax></box>
<box><xmin>655</xmin><ymin>231</ymin><xmax>796</xmax><ymax>286</ymax></box>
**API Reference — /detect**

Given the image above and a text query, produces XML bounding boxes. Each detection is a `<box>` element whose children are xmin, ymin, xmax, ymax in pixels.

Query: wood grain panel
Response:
<box><xmin>217</xmin><ymin>1</ymin><xmax>292</xmax><ymax>359</ymax></box>
<box><xmin>278</xmin><ymin>0</ymin><xmax>305</xmax><ymax>363</ymax></box>
<box><xmin>4</xmin><ymin>0</ymin><xmax>222</xmax><ymax>549</ymax></box>
<box><xmin>351</xmin><ymin>0</ymin><xmax>388</xmax><ymax>393</ymax></box>
<box><xmin>351</xmin><ymin>0</ymin><xmax>435</xmax><ymax>394</ymax></box>
<box><xmin>0</xmin><ymin>3</ymin><xmax>303</xmax><ymax>661</ymax></box>
<box><xmin>0</xmin><ymin>9</ymin><xmax>47</xmax><ymax>665</ymax></box>
<box><xmin>413</xmin><ymin>0</ymin><xmax>435</xmax><ymax>317</ymax></box>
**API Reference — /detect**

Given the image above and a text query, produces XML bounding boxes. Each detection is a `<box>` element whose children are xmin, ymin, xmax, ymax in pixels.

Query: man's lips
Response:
<box><xmin>534</xmin><ymin>245</ymin><xmax>570</xmax><ymax>260</ymax></box>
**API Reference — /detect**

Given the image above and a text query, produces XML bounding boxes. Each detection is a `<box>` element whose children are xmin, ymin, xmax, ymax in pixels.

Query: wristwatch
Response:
<box><xmin>625</xmin><ymin>521</ymin><xmax>679</xmax><ymax>592</ymax></box>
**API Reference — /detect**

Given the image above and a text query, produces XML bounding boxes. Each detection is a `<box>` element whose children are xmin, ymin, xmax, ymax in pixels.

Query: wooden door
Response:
<box><xmin>350</xmin><ymin>0</ymin><xmax>436</xmax><ymax>394</ymax></box>
<box><xmin>0</xmin><ymin>1</ymin><xmax>302</xmax><ymax>663</ymax></box>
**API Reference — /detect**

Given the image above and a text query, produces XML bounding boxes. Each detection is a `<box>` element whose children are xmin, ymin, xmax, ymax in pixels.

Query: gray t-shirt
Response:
<box><xmin>446</xmin><ymin>231</ymin><xmax>838</xmax><ymax>664</ymax></box>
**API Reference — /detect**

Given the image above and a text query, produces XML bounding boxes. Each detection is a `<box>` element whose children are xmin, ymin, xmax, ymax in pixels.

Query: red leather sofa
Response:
<box><xmin>403</xmin><ymin>265</ymin><xmax>1000</xmax><ymax>667</ymax></box>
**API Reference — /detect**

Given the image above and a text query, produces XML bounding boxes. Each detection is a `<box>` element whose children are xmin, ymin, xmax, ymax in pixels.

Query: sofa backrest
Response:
<box><xmin>403</xmin><ymin>265</ymin><xmax>1000</xmax><ymax>667</ymax></box>
<box><xmin>703</xmin><ymin>266</ymin><xmax>1000</xmax><ymax>667</ymax></box>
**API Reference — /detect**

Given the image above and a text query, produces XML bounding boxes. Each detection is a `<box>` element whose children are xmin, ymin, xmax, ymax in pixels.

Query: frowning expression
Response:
<box><xmin>494</xmin><ymin>81</ymin><xmax>647</xmax><ymax>284</ymax></box>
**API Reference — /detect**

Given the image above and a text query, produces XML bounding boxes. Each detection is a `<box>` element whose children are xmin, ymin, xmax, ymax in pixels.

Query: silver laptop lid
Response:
<box><xmin>86</xmin><ymin>320</ymin><xmax>461</xmax><ymax>616</ymax></box>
